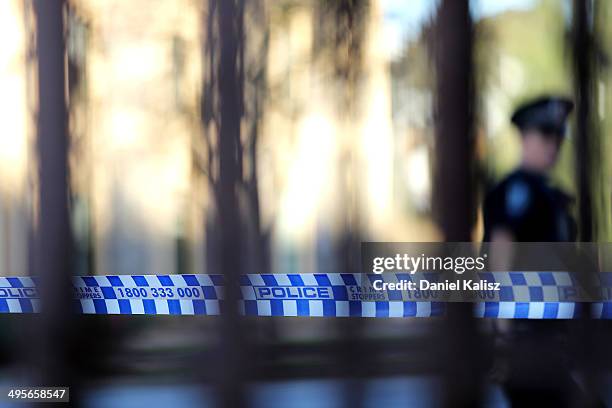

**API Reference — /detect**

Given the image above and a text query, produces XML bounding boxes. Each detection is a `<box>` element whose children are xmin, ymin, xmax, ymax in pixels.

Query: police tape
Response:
<box><xmin>0</xmin><ymin>272</ymin><xmax>610</xmax><ymax>319</ymax></box>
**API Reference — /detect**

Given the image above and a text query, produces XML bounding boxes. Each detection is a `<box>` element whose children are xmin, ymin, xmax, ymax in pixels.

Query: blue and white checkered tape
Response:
<box><xmin>0</xmin><ymin>272</ymin><xmax>609</xmax><ymax>319</ymax></box>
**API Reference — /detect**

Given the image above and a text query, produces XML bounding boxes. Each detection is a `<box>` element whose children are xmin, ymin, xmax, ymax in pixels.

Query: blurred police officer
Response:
<box><xmin>483</xmin><ymin>96</ymin><xmax>575</xmax><ymax>243</ymax></box>
<box><xmin>483</xmin><ymin>96</ymin><xmax>583</xmax><ymax>407</ymax></box>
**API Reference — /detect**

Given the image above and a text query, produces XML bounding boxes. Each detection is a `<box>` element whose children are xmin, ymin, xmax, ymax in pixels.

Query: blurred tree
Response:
<box><xmin>200</xmin><ymin>0</ymin><xmax>270</xmax><ymax>277</ymax></box>
<box><xmin>312</xmin><ymin>0</ymin><xmax>370</xmax><ymax>272</ymax></box>
<box><xmin>314</xmin><ymin>2</ymin><xmax>370</xmax><ymax>407</ymax></box>
<box><xmin>200</xmin><ymin>0</ymin><xmax>266</xmax><ymax>406</ymax></box>
<box><xmin>314</xmin><ymin>0</ymin><xmax>368</xmax><ymax>114</ymax></box>
<box><xmin>66</xmin><ymin>4</ymin><xmax>95</xmax><ymax>276</ymax></box>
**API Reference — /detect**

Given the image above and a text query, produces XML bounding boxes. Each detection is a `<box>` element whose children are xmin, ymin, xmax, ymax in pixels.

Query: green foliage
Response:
<box><xmin>475</xmin><ymin>0</ymin><xmax>573</xmax><ymax>184</ymax></box>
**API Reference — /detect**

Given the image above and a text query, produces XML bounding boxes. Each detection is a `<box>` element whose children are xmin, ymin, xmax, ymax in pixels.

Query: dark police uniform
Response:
<box><xmin>483</xmin><ymin>168</ymin><xmax>576</xmax><ymax>242</ymax></box>
<box><xmin>482</xmin><ymin>96</ymin><xmax>580</xmax><ymax>407</ymax></box>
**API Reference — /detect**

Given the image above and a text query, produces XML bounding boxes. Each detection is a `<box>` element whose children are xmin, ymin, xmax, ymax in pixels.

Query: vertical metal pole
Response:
<box><xmin>571</xmin><ymin>0</ymin><xmax>603</xmax><ymax>405</ymax></box>
<box><xmin>216</xmin><ymin>0</ymin><xmax>247</xmax><ymax>406</ymax></box>
<box><xmin>32</xmin><ymin>0</ymin><xmax>75</xmax><ymax>397</ymax></box>
<box><xmin>434</xmin><ymin>0</ymin><xmax>473</xmax><ymax>242</ymax></box>
<box><xmin>573</xmin><ymin>0</ymin><xmax>595</xmax><ymax>242</ymax></box>
<box><xmin>433</xmin><ymin>0</ymin><xmax>482</xmax><ymax>406</ymax></box>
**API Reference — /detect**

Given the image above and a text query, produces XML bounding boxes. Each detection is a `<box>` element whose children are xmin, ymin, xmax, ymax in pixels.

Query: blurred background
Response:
<box><xmin>1</xmin><ymin>0</ymin><xmax>612</xmax><ymax>406</ymax></box>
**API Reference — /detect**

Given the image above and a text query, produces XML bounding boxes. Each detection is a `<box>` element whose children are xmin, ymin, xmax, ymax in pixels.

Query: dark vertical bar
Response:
<box><xmin>216</xmin><ymin>0</ymin><xmax>247</xmax><ymax>407</ymax></box>
<box><xmin>337</xmin><ymin>226</ymin><xmax>365</xmax><ymax>408</ymax></box>
<box><xmin>573</xmin><ymin>0</ymin><xmax>595</xmax><ymax>242</ymax></box>
<box><xmin>32</xmin><ymin>0</ymin><xmax>75</xmax><ymax>396</ymax></box>
<box><xmin>571</xmin><ymin>1</ymin><xmax>602</xmax><ymax>405</ymax></box>
<box><xmin>434</xmin><ymin>0</ymin><xmax>473</xmax><ymax>242</ymax></box>
<box><xmin>433</xmin><ymin>1</ymin><xmax>482</xmax><ymax>406</ymax></box>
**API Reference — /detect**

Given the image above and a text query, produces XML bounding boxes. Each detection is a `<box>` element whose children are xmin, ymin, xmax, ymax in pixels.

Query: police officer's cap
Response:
<box><xmin>511</xmin><ymin>96</ymin><xmax>574</xmax><ymax>137</ymax></box>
